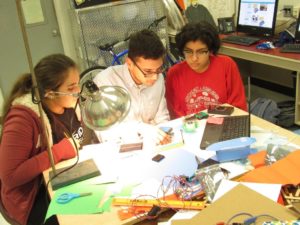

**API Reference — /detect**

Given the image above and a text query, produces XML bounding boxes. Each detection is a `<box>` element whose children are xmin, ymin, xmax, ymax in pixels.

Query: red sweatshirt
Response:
<box><xmin>165</xmin><ymin>55</ymin><xmax>247</xmax><ymax>119</ymax></box>
<box><xmin>0</xmin><ymin>95</ymin><xmax>76</xmax><ymax>225</ymax></box>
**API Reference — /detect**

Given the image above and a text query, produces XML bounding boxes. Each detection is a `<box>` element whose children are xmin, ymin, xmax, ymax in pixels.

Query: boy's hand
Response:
<box><xmin>157</xmin><ymin>128</ymin><xmax>172</xmax><ymax>145</ymax></box>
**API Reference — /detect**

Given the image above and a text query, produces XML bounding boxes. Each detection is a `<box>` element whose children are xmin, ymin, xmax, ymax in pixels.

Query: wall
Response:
<box><xmin>0</xmin><ymin>88</ymin><xmax>3</xmax><ymax>116</ymax></box>
<box><xmin>278</xmin><ymin>0</ymin><xmax>300</xmax><ymax>16</ymax></box>
<box><xmin>0</xmin><ymin>0</ymin><xmax>64</xmax><ymax>102</ymax></box>
<box><xmin>0</xmin><ymin>1</ymin><xmax>29</xmax><ymax>100</ymax></box>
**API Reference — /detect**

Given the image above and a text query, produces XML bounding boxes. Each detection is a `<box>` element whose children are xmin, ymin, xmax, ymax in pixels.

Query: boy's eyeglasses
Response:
<box><xmin>183</xmin><ymin>49</ymin><xmax>209</xmax><ymax>58</ymax></box>
<box><xmin>132</xmin><ymin>59</ymin><xmax>165</xmax><ymax>78</ymax></box>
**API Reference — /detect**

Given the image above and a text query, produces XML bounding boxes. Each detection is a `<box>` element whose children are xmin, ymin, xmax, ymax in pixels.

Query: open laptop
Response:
<box><xmin>281</xmin><ymin>11</ymin><xmax>300</xmax><ymax>53</ymax></box>
<box><xmin>200</xmin><ymin>115</ymin><xmax>250</xmax><ymax>149</ymax></box>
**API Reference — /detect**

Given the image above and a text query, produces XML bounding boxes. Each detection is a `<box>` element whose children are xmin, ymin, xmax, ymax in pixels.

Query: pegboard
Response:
<box><xmin>69</xmin><ymin>0</ymin><xmax>168</xmax><ymax>69</ymax></box>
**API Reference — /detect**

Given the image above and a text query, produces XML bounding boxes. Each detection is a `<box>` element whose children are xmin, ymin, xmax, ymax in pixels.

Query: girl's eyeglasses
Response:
<box><xmin>183</xmin><ymin>49</ymin><xmax>209</xmax><ymax>58</ymax></box>
<box><xmin>47</xmin><ymin>91</ymin><xmax>80</xmax><ymax>98</ymax></box>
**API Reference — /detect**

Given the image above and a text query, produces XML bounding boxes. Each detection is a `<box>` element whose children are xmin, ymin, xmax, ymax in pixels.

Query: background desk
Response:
<box><xmin>43</xmin><ymin>108</ymin><xmax>300</xmax><ymax>225</ymax></box>
<box><xmin>219</xmin><ymin>38</ymin><xmax>300</xmax><ymax>125</ymax></box>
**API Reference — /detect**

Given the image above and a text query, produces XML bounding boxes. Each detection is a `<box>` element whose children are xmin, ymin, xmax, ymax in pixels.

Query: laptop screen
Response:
<box><xmin>296</xmin><ymin>11</ymin><xmax>300</xmax><ymax>41</ymax></box>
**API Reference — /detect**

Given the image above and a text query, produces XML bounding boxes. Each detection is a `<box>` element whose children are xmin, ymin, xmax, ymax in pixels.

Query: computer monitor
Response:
<box><xmin>236</xmin><ymin>0</ymin><xmax>279</xmax><ymax>36</ymax></box>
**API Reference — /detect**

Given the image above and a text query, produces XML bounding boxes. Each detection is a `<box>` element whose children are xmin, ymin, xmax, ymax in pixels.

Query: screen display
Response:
<box><xmin>236</xmin><ymin>0</ymin><xmax>279</xmax><ymax>36</ymax></box>
<box><xmin>296</xmin><ymin>12</ymin><xmax>300</xmax><ymax>41</ymax></box>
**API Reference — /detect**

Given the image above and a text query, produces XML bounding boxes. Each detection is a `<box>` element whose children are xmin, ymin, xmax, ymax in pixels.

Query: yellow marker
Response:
<box><xmin>112</xmin><ymin>197</ymin><xmax>206</xmax><ymax>210</ymax></box>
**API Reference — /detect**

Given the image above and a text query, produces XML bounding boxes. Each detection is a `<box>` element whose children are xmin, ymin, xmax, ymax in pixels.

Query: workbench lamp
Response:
<box><xmin>80</xmin><ymin>80</ymin><xmax>130</xmax><ymax>131</ymax></box>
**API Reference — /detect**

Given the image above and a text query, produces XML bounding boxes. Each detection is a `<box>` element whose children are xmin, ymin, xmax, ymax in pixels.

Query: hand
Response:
<box><xmin>157</xmin><ymin>128</ymin><xmax>172</xmax><ymax>145</ymax></box>
<box><xmin>138</xmin><ymin>123</ymin><xmax>172</xmax><ymax>146</ymax></box>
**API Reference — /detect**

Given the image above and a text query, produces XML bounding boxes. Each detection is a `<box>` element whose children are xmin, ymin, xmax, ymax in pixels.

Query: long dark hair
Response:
<box><xmin>1</xmin><ymin>54</ymin><xmax>76</xmax><ymax>129</ymax></box>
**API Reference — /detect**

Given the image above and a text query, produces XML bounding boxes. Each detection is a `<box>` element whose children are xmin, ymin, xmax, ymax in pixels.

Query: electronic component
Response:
<box><xmin>147</xmin><ymin>205</ymin><xmax>161</xmax><ymax>217</ymax></box>
<box><xmin>152</xmin><ymin>154</ymin><xmax>165</xmax><ymax>162</ymax></box>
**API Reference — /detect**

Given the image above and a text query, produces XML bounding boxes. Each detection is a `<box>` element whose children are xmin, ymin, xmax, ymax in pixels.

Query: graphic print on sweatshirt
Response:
<box><xmin>185</xmin><ymin>86</ymin><xmax>220</xmax><ymax>114</ymax></box>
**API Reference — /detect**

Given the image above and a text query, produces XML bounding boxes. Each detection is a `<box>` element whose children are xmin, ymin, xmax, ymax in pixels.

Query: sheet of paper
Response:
<box><xmin>158</xmin><ymin>210</ymin><xmax>199</xmax><ymax>225</ymax></box>
<box><xmin>213</xmin><ymin>179</ymin><xmax>281</xmax><ymax>202</ymax></box>
<box><xmin>131</xmin><ymin>178</ymin><xmax>173</xmax><ymax>198</ymax></box>
<box><xmin>21</xmin><ymin>0</ymin><xmax>45</xmax><ymax>24</ymax></box>
<box><xmin>83</xmin><ymin>143</ymin><xmax>198</xmax><ymax>187</ymax></box>
<box><xmin>219</xmin><ymin>160</ymin><xmax>252</xmax><ymax>179</ymax></box>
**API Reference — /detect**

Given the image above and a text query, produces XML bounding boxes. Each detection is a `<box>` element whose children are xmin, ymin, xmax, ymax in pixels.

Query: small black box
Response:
<box><xmin>49</xmin><ymin>159</ymin><xmax>100</xmax><ymax>190</ymax></box>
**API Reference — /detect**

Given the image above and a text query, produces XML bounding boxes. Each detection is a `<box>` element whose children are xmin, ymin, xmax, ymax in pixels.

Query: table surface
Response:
<box><xmin>219</xmin><ymin>33</ymin><xmax>300</xmax><ymax>71</ymax></box>
<box><xmin>221</xmin><ymin>33</ymin><xmax>300</xmax><ymax>57</ymax></box>
<box><xmin>43</xmin><ymin>108</ymin><xmax>300</xmax><ymax>225</ymax></box>
<box><xmin>219</xmin><ymin>33</ymin><xmax>300</xmax><ymax>126</ymax></box>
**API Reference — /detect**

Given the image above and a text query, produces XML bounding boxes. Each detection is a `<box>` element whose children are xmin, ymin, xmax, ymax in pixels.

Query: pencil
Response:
<box><xmin>180</xmin><ymin>129</ymin><xmax>185</xmax><ymax>144</ymax></box>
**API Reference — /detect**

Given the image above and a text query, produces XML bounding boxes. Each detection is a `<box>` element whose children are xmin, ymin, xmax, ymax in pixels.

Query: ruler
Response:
<box><xmin>112</xmin><ymin>197</ymin><xmax>206</xmax><ymax>210</ymax></box>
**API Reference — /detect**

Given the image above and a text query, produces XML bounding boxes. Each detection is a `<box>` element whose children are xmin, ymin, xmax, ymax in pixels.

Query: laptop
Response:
<box><xmin>200</xmin><ymin>115</ymin><xmax>250</xmax><ymax>149</ymax></box>
<box><xmin>281</xmin><ymin>11</ymin><xmax>300</xmax><ymax>53</ymax></box>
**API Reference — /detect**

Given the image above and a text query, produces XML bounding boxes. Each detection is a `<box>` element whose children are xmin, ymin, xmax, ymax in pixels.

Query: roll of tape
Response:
<box><xmin>183</xmin><ymin>120</ymin><xmax>197</xmax><ymax>133</ymax></box>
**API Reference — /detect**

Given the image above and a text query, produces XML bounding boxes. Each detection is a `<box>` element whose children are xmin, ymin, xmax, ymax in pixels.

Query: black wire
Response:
<box><xmin>226</xmin><ymin>212</ymin><xmax>253</xmax><ymax>225</ymax></box>
<box><xmin>43</xmin><ymin>98</ymin><xmax>81</xmax><ymax>224</ymax></box>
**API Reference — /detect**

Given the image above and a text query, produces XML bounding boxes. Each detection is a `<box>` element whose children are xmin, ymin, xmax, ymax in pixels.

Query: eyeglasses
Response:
<box><xmin>183</xmin><ymin>49</ymin><xmax>209</xmax><ymax>58</ymax></box>
<box><xmin>132</xmin><ymin>59</ymin><xmax>165</xmax><ymax>78</ymax></box>
<box><xmin>48</xmin><ymin>91</ymin><xmax>80</xmax><ymax>98</ymax></box>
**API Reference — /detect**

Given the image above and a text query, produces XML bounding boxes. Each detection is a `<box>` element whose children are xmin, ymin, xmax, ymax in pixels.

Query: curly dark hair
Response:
<box><xmin>128</xmin><ymin>29</ymin><xmax>166</xmax><ymax>61</ymax></box>
<box><xmin>175</xmin><ymin>22</ymin><xmax>221</xmax><ymax>56</ymax></box>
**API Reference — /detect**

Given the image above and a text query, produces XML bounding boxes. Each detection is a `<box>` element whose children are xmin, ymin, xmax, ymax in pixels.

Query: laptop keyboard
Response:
<box><xmin>200</xmin><ymin>115</ymin><xmax>250</xmax><ymax>149</ymax></box>
<box><xmin>220</xmin><ymin>116</ymin><xmax>249</xmax><ymax>141</ymax></box>
<box><xmin>221</xmin><ymin>35</ymin><xmax>260</xmax><ymax>46</ymax></box>
<box><xmin>280</xmin><ymin>44</ymin><xmax>300</xmax><ymax>53</ymax></box>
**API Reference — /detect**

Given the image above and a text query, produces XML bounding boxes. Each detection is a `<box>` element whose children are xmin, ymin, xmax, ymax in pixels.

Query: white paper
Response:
<box><xmin>158</xmin><ymin>210</ymin><xmax>199</xmax><ymax>225</ymax></box>
<box><xmin>82</xmin><ymin>143</ymin><xmax>197</xmax><ymax>188</ymax></box>
<box><xmin>219</xmin><ymin>161</ymin><xmax>253</xmax><ymax>179</ymax></box>
<box><xmin>213</xmin><ymin>179</ymin><xmax>281</xmax><ymax>202</ymax></box>
<box><xmin>21</xmin><ymin>0</ymin><xmax>45</xmax><ymax>25</ymax></box>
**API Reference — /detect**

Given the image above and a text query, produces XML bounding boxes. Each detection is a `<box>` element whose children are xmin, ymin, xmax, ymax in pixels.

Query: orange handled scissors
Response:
<box><xmin>56</xmin><ymin>192</ymin><xmax>92</xmax><ymax>204</ymax></box>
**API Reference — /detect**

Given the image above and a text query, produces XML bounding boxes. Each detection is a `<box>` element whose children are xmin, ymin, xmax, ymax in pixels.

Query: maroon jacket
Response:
<box><xmin>0</xmin><ymin>94</ymin><xmax>76</xmax><ymax>225</ymax></box>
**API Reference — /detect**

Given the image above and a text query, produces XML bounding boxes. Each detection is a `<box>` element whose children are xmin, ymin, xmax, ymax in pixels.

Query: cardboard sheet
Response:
<box><xmin>241</xmin><ymin>150</ymin><xmax>300</xmax><ymax>185</ymax></box>
<box><xmin>172</xmin><ymin>184</ymin><xmax>297</xmax><ymax>225</ymax></box>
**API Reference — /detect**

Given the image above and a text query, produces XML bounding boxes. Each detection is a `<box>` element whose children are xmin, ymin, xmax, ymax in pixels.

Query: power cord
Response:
<box><xmin>225</xmin><ymin>212</ymin><xmax>279</xmax><ymax>225</ymax></box>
